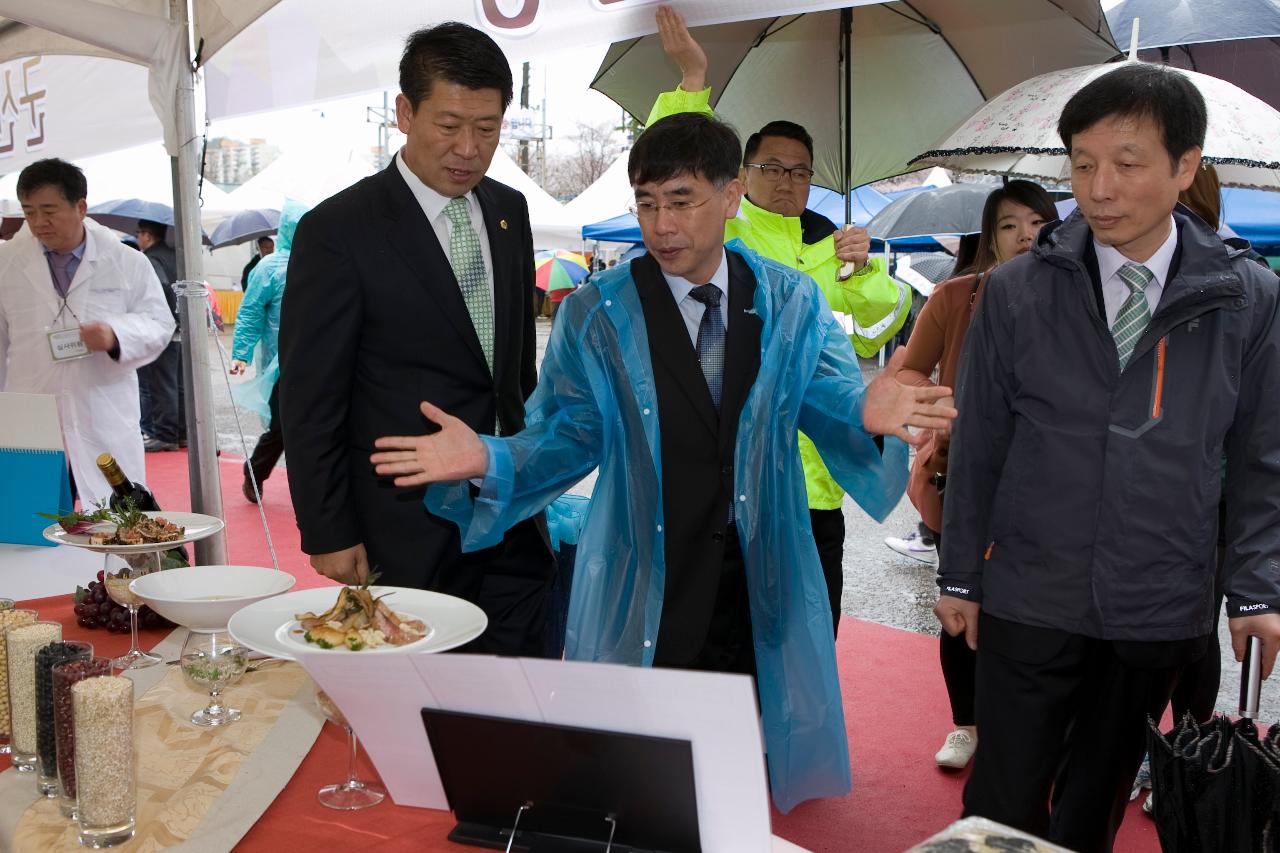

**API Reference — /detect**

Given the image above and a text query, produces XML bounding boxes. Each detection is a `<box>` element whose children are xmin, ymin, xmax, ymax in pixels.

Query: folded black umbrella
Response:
<box><xmin>1148</xmin><ymin>637</ymin><xmax>1278</xmax><ymax>853</ymax></box>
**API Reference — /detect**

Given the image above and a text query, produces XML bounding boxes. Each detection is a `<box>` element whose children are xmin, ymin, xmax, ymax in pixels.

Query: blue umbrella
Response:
<box><xmin>86</xmin><ymin>199</ymin><xmax>212</xmax><ymax>246</ymax></box>
<box><xmin>210</xmin><ymin>208</ymin><xmax>280</xmax><ymax>249</ymax></box>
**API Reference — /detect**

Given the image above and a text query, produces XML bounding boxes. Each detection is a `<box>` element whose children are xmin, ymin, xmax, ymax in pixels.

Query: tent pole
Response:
<box><xmin>172</xmin><ymin>0</ymin><xmax>226</xmax><ymax>564</ymax></box>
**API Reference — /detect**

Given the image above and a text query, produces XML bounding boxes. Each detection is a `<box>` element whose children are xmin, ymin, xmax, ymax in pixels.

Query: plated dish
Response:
<box><xmin>42</xmin><ymin>511</ymin><xmax>225</xmax><ymax>554</ymax></box>
<box><xmin>228</xmin><ymin>586</ymin><xmax>487</xmax><ymax>661</ymax></box>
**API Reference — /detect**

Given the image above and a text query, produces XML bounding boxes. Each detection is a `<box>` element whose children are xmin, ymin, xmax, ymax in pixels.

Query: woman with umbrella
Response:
<box><xmin>894</xmin><ymin>180</ymin><xmax>1057</xmax><ymax>771</ymax></box>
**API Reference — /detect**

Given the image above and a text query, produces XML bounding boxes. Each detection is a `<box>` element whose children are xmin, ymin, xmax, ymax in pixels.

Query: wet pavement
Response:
<box><xmin>207</xmin><ymin>318</ymin><xmax>1272</xmax><ymax>721</ymax></box>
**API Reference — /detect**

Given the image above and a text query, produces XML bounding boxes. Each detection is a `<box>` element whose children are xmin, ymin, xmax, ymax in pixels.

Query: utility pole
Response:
<box><xmin>366</xmin><ymin>91</ymin><xmax>395</xmax><ymax>170</ymax></box>
<box><xmin>518</xmin><ymin>61</ymin><xmax>531</xmax><ymax>175</ymax></box>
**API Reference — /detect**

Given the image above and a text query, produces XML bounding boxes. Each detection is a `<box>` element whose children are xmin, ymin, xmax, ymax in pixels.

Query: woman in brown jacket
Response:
<box><xmin>895</xmin><ymin>180</ymin><xmax>1057</xmax><ymax>770</ymax></box>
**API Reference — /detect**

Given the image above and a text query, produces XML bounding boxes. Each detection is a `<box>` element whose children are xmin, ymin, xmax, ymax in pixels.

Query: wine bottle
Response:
<box><xmin>96</xmin><ymin>453</ymin><xmax>160</xmax><ymax>512</ymax></box>
<box><xmin>95</xmin><ymin>453</ymin><xmax>189</xmax><ymax>566</ymax></box>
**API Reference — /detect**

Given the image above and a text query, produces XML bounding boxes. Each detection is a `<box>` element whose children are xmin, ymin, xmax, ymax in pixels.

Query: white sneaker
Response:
<box><xmin>885</xmin><ymin>531</ymin><xmax>938</xmax><ymax>565</ymax></box>
<box><xmin>935</xmin><ymin>728</ymin><xmax>977</xmax><ymax>769</ymax></box>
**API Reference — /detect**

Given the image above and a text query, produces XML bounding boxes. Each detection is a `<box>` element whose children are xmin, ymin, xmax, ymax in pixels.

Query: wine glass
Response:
<box><xmin>179</xmin><ymin>630</ymin><xmax>249</xmax><ymax>727</ymax></box>
<box><xmin>315</xmin><ymin>688</ymin><xmax>385</xmax><ymax>809</ymax></box>
<box><xmin>104</xmin><ymin>552</ymin><xmax>163</xmax><ymax>670</ymax></box>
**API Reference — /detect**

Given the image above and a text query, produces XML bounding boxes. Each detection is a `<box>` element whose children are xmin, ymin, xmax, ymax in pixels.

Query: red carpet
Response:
<box><xmin>144</xmin><ymin>451</ymin><xmax>1162</xmax><ymax>852</ymax></box>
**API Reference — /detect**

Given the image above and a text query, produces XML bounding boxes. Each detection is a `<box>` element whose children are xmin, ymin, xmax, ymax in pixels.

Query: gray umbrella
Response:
<box><xmin>1107</xmin><ymin>0</ymin><xmax>1280</xmax><ymax>111</ymax></box>
<box><xmin>591</xmin><ymin>2</ymin><xmax>1118</xmax><ymax>195</ymax></box>
<box><xmin>209</xmin><ymin>208</ymin><xmax>280</xmax><ymax>249</ymax></box>
<box><xmin>866</xmin><ymin>184</ymin><xmax>993</xmax><ymax>242</ymax></box>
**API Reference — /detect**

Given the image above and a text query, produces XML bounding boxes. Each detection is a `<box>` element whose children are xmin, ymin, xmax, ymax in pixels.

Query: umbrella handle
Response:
<box><xmin>1241</xmin><ymin>634</ymin><xmax>1263</xmax><ymax>719</ymax></box>
<box><xmin>836</xmin><ymin>225</ymin><xmax>857</xmax><ymax>281</ymax></box>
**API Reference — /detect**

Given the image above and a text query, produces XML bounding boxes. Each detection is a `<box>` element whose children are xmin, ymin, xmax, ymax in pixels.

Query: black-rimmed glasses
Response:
<box><xmin>744</xmin><ymin>163</ymin><xmax>814</xmax><ymax>184</ymax></box>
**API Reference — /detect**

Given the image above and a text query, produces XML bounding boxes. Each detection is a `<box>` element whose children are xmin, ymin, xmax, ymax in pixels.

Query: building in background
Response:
<box><xmin>204</xmin><ymin>137</ymin><xmax>281</xmax><ymax>188</ymax></box>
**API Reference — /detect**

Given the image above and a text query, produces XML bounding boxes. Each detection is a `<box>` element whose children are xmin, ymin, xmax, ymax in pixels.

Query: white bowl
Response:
<box><xmin>129</xmin><ymin>566</ymin><xmax>296</xmax><ymax>632</ymax></box>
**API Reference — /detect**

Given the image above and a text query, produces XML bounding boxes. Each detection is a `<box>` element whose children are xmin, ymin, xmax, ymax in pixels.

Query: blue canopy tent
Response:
<box><xmin>1222</xmin><ymin>188</ymin><xmax>1280</xmax><ymax>255</ymax></box>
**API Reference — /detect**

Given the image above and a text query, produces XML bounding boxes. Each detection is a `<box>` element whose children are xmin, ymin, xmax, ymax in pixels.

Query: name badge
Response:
<box><xmin>48</xmin><ymin>328</ymin><xmax>91</xmax><ymax>362</ymax></box>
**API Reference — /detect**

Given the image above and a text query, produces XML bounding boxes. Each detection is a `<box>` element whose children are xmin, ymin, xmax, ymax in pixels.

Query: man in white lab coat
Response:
<box><xmin>0</xmin><ymin>158</ymin><xmax>174</xmax><ymax>506</ymax></box>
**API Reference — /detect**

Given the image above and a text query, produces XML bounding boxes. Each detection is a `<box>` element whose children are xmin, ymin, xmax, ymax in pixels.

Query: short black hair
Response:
<box><xmin>399</xmin><ymin>22</ymin><xmax>513</xmax><ymax>112</ymax></box>
<box><xmin>630</xmin><ymin>113</ymin><xmax>741</xmax><ymax>189</ymax></box>
<box><xmin>137</xmin><ymin>219</ymin><xmax>166</xmax><ymax>241</ymax></box>
<box><xmin>743</xmin><ymin>120</ymin><xmax>814</xmax><ymax>165</ymax></box>
<box><xmin>17</xmin><ymin>158</ymin><xmax>87</xmax><ymax>203</ymax></box>
<box><xmin>1057</xmin><ymin>63</ymin><xmax>1206</xmax><ymax>167</ymax></box>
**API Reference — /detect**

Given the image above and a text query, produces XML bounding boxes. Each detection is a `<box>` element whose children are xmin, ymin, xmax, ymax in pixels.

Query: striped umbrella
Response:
<box><xmin>534</xmin><ymin>250</ymin><xmax>590</xmax><ymax>293</ymax></box>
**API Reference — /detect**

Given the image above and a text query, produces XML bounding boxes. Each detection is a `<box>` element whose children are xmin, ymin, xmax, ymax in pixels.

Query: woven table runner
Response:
<box><xmin>0</xmin><ymin>630</ymin><xmax>323</xmax><ymax>852</ymax></box>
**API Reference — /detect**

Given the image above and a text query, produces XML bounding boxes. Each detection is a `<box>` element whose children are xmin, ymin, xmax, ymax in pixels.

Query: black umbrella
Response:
<box><xmin>1106</xmin><ymin>0</ymin><xmax>1280</xmax><ymax>111</ymax></box>
<box><xmin>1148</xmin><ymin>637</ymin><xmax>1279</xmax><ymax>852</ymax></box>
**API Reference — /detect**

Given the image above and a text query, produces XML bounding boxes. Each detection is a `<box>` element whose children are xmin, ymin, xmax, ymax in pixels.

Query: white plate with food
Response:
<box><xmin>227</xmin><ymin>585</ymin><xmax>488</xmax><ymax>661</ymax></box>
<box><xmin>42</xmin><ymin>511</ymin><xmax>225</xmax><ymax>553</ymax></box>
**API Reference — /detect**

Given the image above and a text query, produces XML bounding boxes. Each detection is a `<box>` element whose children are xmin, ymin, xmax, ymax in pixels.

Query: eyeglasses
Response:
<box><xmin>744</xmin><ymin>163</ymin><xmax>814</xmax><ymax>184</ymax></box>
<box><xmin>630</xmin><ymin>196</ymin><xmax>714</xmax><ymax>220</ymax></box>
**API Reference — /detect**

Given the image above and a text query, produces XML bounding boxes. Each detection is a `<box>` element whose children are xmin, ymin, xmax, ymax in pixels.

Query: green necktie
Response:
<box><xmin>1112</xmin><ymin>262</ymin><xmax>1153</xmax><ymax>370</ymax></box>
<box><xmin>443</xmin><ymin>196</ymin><xmax>494</xmax><ymax>372</ymax></box>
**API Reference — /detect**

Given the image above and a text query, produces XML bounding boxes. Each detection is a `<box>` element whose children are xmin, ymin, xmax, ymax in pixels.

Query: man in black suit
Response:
<box><xmin>935</xmin><ymin>64</ymin><xmax>1280</xmax><ymax>852</ymax></box>
<box><xmin>278</xmin><ymin>22</ymin><xmax>553</xmax><ymax>656</ymax></box>
<box><xmin>370</xmin><ymin>112</ymin><xmax>956</xmax><ymax>809</ymax></box>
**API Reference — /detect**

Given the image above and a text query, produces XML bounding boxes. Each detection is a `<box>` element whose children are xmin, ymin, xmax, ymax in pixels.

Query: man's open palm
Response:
<box><xmin>371</xmin><ymin>401</ymin><xmax>487</xmax><ymax>487</ymax></box>
<box><xmin>863</xmin><ymin>370</ymin><xmax>957</xmax><ymax>445</ymax></box>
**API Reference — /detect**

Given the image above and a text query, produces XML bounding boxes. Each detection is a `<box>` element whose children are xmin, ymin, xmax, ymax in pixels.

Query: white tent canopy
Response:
<box><xmin>486</xmin><ymin>148</ymin><xmax>581</xmax><ymax>249</ymax></box>
<box><xmin>0</xmin><ymin>0</ymin><xmax>880</xmax><ymax>175</ymax></box>
<box><xmin>0</xmin><ymin>141</ymin><xmax>232</xmax><ymax>215</ymax></box>
<box><xmin>562</xmin><ymin>154</ymin><xmax>633</xmax><ymax>228</ymax></box>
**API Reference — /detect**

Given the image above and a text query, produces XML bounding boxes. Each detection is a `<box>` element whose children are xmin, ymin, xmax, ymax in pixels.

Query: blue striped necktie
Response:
<box><xmin>688</xmin><ymin>284</ymin><xmax>725</xmax><ymax>409</ymax></box>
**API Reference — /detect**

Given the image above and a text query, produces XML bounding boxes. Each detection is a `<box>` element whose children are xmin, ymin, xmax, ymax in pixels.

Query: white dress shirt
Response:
<box><xmin>1095</xmin><ymin>216</ymin><xmax>1178</xmax><ymax>327</ymax></box>
<box><xmin>659</xmin><ymin>250</ymin><xmax>730</xmax><ymax>347</ymax></box>
<box><xmin>395</xmin><ymin>149</ymin><xmax>495</xmax><ymax>306</ymax></box>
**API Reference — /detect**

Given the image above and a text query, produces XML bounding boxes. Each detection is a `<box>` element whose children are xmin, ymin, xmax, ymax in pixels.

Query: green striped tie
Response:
<box><xmin>444</xmin><ymin>196</ymin><xmax>494</xmax><ymax>372</ymax></box>
<box><xmin>1112</xmin><ymin>262</ymin><xmax>1153</xmax><ymax>370</ymax></box>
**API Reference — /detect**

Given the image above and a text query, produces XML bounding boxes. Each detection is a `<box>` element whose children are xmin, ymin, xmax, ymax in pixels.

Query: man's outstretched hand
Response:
<box><xmin>656</xmin><ymin>4</ymin><xmax>707</xmax><ymax>93</ymax></box>
<box><xmin>862</xmin><ymin>353</ymin><xmax>957</xmax><ymax>445</ymax></box>
<box><xmin>371</xmin><ymin>401</ymin><xmax>487</xmax><ymax>487</ymax></box>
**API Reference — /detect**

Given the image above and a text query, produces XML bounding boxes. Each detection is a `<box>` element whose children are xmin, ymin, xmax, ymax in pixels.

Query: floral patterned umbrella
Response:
<box><xmin>534</xmin><ymin>250</ymin><xmax>590</xmax><ymax>293</ymax></box>
<box><xmin>909</xmin><ymin>60</ymin><xmax>1280</xmax><ymax>190</ymax></box>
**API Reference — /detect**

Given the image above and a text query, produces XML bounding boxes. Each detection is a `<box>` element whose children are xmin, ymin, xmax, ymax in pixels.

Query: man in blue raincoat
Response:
<box><xmin>229</xmin><ymin>199</ymin><xmax>309</xmax><ymax>504</ymax></box>
<box><xmin>371</xmin><ymin>113</ymin><xmax>955</xmax><ymax>811</ymax></box>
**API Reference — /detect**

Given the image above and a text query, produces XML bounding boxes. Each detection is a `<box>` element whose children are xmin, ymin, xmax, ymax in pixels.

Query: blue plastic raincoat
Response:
<box><xmin>230</xmin><ymin>199</ymin><xmax>308</xmax><ymax>422</ymax></box>
<box><xmin>427</xmin><ymin>241</ymin><xmax>908</xmax><ymax>812</ymax></box>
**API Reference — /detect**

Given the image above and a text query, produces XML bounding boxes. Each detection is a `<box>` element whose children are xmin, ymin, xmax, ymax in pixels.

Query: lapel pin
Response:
<box><xmin>499</xmin><ymin>219</ymin><xmax>509</xmax><ymax>230</ymax></box>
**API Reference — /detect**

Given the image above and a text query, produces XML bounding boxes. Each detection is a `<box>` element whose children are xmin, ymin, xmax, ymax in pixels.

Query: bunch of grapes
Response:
<box><xmin>73</xmin><ymin>570</ymin><xmax>173</xmax><ymax>633</ymax></box>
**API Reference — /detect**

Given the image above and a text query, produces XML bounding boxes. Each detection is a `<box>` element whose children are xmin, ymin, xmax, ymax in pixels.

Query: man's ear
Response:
<box><xmin>394</xmin><ymin>93</ymin><xmax>415</xmax><ymax>135</ymax></box>
<box><xmin>723</xmin><ymin>177</ymin><xmax>744</xmax><ymax>219</ymax></box>
<box><xmin>1175</xmin><ymin>146</ymin><xmax>1202</xmax><ymax>191</ymax></box>
<box><xmin>75</xmin><ymin>198</ymin><xmax>87</xmax><ymax>219</ymax></box>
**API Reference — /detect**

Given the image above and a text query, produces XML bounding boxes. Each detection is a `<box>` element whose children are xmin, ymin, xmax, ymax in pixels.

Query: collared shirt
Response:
<box><xmin>43</xmin><ymin>235</ymin><xmax>87</xmax><ymax>295</ymax></box>
<box><xmin>394</xmin><ymin>148</ymin><xmax>494</xmax><ymax>305</ymax></box>
<box><xmin>659</xmin><ymin>249</ymin><xmax>730</xmax><ymax>347</ymax></box>
<box><xmin>1095</xmin><ymin>216</ymin><xmax>1178</xmax><ymax>327</ymax></box>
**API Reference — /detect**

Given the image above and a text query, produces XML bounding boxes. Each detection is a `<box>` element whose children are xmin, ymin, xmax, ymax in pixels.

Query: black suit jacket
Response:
<box><xmin>278</xmin><ymin>162</ymin><xmax>548</xmax><ymax>595</ymax></box>
<box><xmin>632</xmin><ymin>252</ymin><xmax>763</xmax><ymax>665</ymax></box>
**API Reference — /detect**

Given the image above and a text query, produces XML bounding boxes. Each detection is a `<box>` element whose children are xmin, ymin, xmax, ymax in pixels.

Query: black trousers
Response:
<box><xmin>659</xmin><ymin>522</ymin><xmax>756</xmax><ymax>677</ymax></box>
<box><xmin>963</xmin><ymin>612</ymin><xmax>1202</xmax><ymax>853</ymax></box>
<box><xmin>138</xmin><ymin>339</ymin><xmax>183</xmax><ymax>444</ymax></box>
<box><xmin>809</xmin><ymin>507</ymin><xmax>846</xmax><ymax>639</ymax></box>
<box><xmin>245</xmin><ymin>380</ymin><xmax>284</xmax><ymax>485</ymax></box>
<box><xmin>930</xmin><ymin>524</ymin><xmax>976</xmax><ymax>728</ymax></box>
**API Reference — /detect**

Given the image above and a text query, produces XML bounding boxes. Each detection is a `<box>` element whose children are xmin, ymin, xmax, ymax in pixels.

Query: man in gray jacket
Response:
<box><xmin>934</xmin><ymin>63</ymin><xmax>1280</xmax><ymax>852</ymax></box>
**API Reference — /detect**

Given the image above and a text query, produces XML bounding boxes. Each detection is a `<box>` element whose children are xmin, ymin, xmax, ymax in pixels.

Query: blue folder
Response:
<box><xmin>0</xmin><ymin>447</ymin><xmax>72</xmax><ymax>547</ymax></box>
